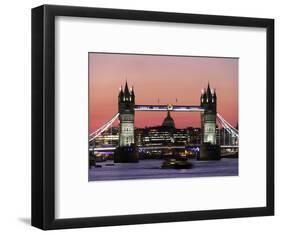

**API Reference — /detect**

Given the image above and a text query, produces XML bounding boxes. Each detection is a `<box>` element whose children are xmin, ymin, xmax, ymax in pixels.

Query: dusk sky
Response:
<box><xmin>89</xmin><ymin>53</ymin><xmax>238</xmax><ymax>133</ymax></box>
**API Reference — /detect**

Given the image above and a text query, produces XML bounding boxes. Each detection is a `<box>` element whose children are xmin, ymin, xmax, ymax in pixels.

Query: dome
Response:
<box><xmin>162</xmin><ymin>111</ymin><xmax>175</xmax><ymax>128</ymax></box>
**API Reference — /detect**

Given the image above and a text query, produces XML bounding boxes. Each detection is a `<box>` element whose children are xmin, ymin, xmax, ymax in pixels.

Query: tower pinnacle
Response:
<box><xmin>124</xmin><ymin>80</ymin><xmax>130</xmax><ymax>95</ymax></box>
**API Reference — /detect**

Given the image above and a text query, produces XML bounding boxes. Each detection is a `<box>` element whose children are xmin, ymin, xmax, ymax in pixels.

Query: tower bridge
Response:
<box><xmin>90</xmin><ymin>81</ymin><xmax>238</xmax><ymax>163</ymax></box>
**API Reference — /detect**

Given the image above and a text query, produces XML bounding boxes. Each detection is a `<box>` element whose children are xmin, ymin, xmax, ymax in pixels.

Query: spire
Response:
<box><xmin>206</xmin><ymin>81</ymin><xmax>212</xmax><ymax>100</ymax></box>
<box><xmin>203</xmin><ymin>88</ymin><xmax>207</xmax><ymax>99</ymax></box>
<box><xmin>167</xmin><ymin>110</ymin><xmax>171</xmax><ymax>117</ymax></box>
<box><xmin>131</xmin><ymin>86</ymin><xmax>135</xmax><ymax>96</ymax></box>
<box><xmin>200</xmin><ymin>89</ymin><xmax>204</xmax><ymax>99</ymax></box>
<box><xmin>119</xmin><ymin>85</ymin><xmax>124</xmax><ymax>96</ymax></box>
<box><xmin>207</xmin><ymin>81</ymin><xmax>211</xmax><ymax>93</ymax></box>
<box><xmin>162</xmin><ymin>110</ymin><xmax>175</xmax><ymax>128</ymax></box>
<box><xmin>124</xmin><ymin>80</ymin><xmax>130</xmax><ymax>96</ymax></box>
<box><xmin>213</xmin><ymin>88</ymin><xmax>217</xmax><ymax>98</ymax></box>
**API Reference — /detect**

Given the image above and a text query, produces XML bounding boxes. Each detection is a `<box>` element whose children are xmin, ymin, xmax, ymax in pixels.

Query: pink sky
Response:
<box><xmin>89</xmin><ymin>53</ymin><xmax>238</xmax><ymax>133</ymax></box>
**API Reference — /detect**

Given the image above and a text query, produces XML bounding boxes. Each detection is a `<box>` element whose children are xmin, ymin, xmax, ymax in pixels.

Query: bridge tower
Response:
<box><xmin>118</xmin><ymin>81</ymin><xmax>135</xmax><ymax>146</ymax></box>
<box><xmin>114</xmin><ymin>81</ymin><xmax>138</xmax><ymax>162</ymax></box>
<box><xmin>199</xmin><ymin>82</ymin><xmax>220</xmax><ymax>160</ymax></box>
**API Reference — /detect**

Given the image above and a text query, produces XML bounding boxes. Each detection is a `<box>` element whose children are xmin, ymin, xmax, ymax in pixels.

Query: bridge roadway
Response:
<box><xmin>134</xmin><ymin>104</ymin><xmax>205</xmax><ymax>112</ymax></box>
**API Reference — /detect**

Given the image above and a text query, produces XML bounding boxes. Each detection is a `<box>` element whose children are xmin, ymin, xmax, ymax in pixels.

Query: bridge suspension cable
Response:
<box><xmin>89</xmin><ymin>113</ymin><xmax>119</xmax><ymax>141</ymax></box>
<box><xmin>216</xmin><ymin>113</ymin><xmax>239</xmax><ymax>138</ymax></box>
<box><xmin>217</xmin><ymin>117</ymin><xmax>232</xmax><ymax>135</ymax></box>
<box><xmin>217</xmin><ymin>113</ymin><xmax>238</xmax><ymax>133</ymax></box>
<box><xmin>90</xmin><ymin>114</ymin><xmax>118</xmax><ymax>137</ymax></box>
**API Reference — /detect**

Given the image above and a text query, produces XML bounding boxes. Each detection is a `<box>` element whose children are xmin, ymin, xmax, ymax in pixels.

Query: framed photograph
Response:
<box><xmin>32</xmin><ymin>4</ymin><xmax>274</xmax><ymax>230</ymax></box>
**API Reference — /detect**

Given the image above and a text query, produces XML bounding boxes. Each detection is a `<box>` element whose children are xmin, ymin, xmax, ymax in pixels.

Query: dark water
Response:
<box><xmin>89</xmin><ymin>158</ymin><xmax>238</xmax><ymax>181</ymax></box>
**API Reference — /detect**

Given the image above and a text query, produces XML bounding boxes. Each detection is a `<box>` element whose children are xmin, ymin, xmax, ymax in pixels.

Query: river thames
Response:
<box><xmin>89</xmin><ymin>158</ymin><xmax>238</xmax><ymax>181</ymax></box>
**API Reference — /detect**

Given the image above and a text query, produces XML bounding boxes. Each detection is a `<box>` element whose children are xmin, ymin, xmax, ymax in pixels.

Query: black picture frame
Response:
<box><xmin>32</xmin><ymin>4</ymin><xmax>274</xmax><ymax>230</ymax></box>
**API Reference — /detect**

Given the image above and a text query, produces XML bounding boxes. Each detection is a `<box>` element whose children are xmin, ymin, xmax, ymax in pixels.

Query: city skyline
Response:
<box><xmin>89</xmin><ymin>53</ymin><xmax>238</xmax><ymax>133</ymax></box>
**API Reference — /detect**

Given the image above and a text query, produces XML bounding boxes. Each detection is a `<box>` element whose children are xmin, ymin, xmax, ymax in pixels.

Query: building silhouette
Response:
<box><xmin>162</xmin><ymin>110</ymin><xmax>175</xmax><ymax>128</ymax></box>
